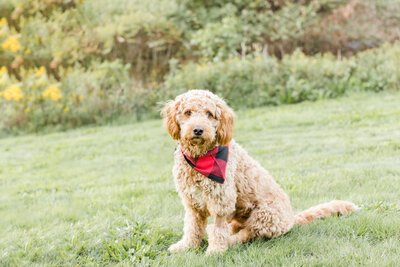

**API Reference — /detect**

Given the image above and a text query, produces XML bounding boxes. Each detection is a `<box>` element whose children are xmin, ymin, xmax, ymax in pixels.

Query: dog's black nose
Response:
<box><xmin>193</xmin><ymin>126</ymin><xmax>204</xmax><ymax>136</ymax></box>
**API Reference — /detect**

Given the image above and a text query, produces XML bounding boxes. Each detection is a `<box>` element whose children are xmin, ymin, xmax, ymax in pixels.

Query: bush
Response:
<box><xmin>1</xmin><ymin>0</ymin><xmax>400</xmax><ymax>134</ymax></box>
<box><xmin>2</xmin><ymin>0</ymin><xmax>399</xmax><ymax>83</ymax></box>
<box><xmin>2</xmin><ymin>43</ymin><xmax>400</xmax><ymax>133</ymax></box>
<box><xmin>0</xmin><ymin>61</ymin><xmax>146</xmax><ymax>133</ymax></box>
<box><xmin>165</xmin><ymin>55</ymin><xmax>281</xmax><ymax>108</ymax></box>
<box><xmin>278</xmin><ymin>50</ymin><xmax>355</xmax><ymax>103</ymax></box>
<box><xmin>351</xmin><ymin>44</ymin><xmax>400</xmax><ymax>92</ymax></box>
<box><xmin>165</xmin><ymin>43</ymin><xmax>400</xmax><ymax>108</ymax></box>
<box><xmin>178</xmin><ymin>0</ymin><xmax>400</xmax><ymax>60</ymax></box>
<box><xmin>0</xmin><ymin>0</ymin><xmax>182</xmax><ymax>82</ymax></box>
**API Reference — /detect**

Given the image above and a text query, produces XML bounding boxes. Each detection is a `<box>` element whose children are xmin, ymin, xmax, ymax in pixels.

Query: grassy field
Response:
<box><xmin>1</xmin><ymin>91</ymin><xmax>400</xmax><ymax>266</ymax></box>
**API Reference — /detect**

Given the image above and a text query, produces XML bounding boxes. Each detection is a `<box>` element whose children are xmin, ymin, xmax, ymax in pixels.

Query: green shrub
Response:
<box><xmin>2</xmin><ymin>43</ymin><xmax>400</xmax><ymax>133</ymax></box>
<box><xmin>0</xmin><ymin>0</ymin><xmax>182</xmax><ymax>82</ymax></box>
<box><xmin>2</xmin><ymin>0</ymin><xmax>399</xmax><ymax>84</ymax></box>
<box><xmin>178</xmin><ymin>0</ymin><xmax>400</xmax><ymax>60</ymax></box>
<box><xmin>278</xmin><ymin>50</ymin><xmax>355</xmax><ymax>103</ymax></box>
<box><xmin>165</xmin><ymin>55</ymin><xmax>281</xmax><ymax>108</ymax></box>
<box><xmin>165</xmin><ymin>43</ymin><xmax>400</xmax><ymax>108</ymax></box>
<box><xmin>351</xmin><ymin>44</ymin><xmax>400</xmax><ymax>92</ymax></box>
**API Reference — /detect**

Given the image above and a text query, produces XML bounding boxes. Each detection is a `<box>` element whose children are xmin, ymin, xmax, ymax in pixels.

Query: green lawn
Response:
<box><xmin>1</xmin><ymin>91</ymin><xmax>400</xmax><ymax>266</ymax></box>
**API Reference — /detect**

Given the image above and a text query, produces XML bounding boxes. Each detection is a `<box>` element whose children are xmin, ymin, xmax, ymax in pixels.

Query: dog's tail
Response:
<box><xmin>294</xmin><ymin>200</ymin><xmax>357</xmax><ymax>225</ymax></box>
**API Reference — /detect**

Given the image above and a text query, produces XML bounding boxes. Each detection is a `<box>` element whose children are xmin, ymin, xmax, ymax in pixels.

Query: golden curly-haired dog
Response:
<box><xmin>162</xmin><ymin>89</ymin><xmax>356</xmax><ymax>254</ymax></box>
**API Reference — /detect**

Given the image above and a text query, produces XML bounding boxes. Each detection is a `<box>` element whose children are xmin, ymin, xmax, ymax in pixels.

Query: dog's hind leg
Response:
<box><xmin>240</xmin><ymin>204</ymin><xmax>295</xmax><ymax>240</ymax></box>
<box><xmin>229</xmin><ymin>219</ymin><xmax>244</xmax><ymax>234</ymax></box>
<box><xmin>227</xmin><ymin>227</ymin><xmax>253</xmax><ymax>246</ymax></box>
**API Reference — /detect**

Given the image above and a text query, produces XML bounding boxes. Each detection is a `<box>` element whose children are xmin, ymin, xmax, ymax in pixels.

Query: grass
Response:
<box><xmin>1</xmin><ymin>91</ymin><xmax>400</xmax><ymax>266</ymax></box>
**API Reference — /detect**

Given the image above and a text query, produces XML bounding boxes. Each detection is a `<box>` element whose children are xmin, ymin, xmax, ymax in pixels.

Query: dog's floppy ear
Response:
<box><xmin>161</xmin><ymin>100</ymin><xmax>180</xmax><ymax>140</ymax></box>
<box><xmin>216</xmin><ymin>100</ymin><xmax>234</xmax><ymax>145</ymax></box>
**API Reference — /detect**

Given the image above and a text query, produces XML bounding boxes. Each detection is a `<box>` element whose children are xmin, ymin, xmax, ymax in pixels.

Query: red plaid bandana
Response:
<box><xmin>181</xmin><ymin>145</ymin><xmax>229</xmax><ymax>184</ymax></box>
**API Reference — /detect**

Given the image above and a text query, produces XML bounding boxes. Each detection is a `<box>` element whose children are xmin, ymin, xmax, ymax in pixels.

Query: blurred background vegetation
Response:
<box><xmin>0</xmin><ymin>0</ymin><xmax>399</xmax><ymax>134</ymax></box>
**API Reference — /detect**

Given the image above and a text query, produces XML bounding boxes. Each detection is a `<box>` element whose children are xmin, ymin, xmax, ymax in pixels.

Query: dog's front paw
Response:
<box><xmin>168</xmin><ymin>240</ymin><xmax>190</xmax><ymax>253</ymax></box>
<box><xmin>206</xmin><ymin>223</ymin><xmax>231</xmax><ymax>255</ymax></box>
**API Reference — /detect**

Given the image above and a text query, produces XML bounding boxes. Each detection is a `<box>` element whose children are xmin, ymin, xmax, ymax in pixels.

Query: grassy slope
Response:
<box><xmin>1</xmin><ymin>91</ymin><xmax>399</xmax><ymax>266</ymax></box>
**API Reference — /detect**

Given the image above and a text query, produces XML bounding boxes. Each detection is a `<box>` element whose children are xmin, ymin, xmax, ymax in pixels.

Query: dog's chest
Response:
<box><xmin>174</xmin><ymin>151</ymin><xmax>227</xmax><ymax>212</ymax></box>
<box><xmin>180</xmin><ymin>167</ymin><xmax>213</xmax><ymax>211</ymax></box>
<box><xmin>184</xmin><ymin>185</ymin><xmax>206</xmax><ymax>210</ymax></box>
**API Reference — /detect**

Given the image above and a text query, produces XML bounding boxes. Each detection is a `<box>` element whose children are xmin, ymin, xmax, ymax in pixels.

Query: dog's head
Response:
<box><xmin>161</xmin><ymin>90</ymin><xmax>234</xmax><ymax>156</ymax></box>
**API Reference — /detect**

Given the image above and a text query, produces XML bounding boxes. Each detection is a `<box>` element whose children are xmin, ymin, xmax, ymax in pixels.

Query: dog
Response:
<box><xmin>162</xmin><ymin>89</ymin><xmax>356</xmax><ymax>254</ymax></box>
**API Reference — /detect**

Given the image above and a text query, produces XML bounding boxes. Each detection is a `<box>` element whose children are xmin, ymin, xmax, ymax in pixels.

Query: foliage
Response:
<box><xmin>0</xmin><ymin>0</ymin><xmax>181</xmax><ymax>81</ymax></box>
<box><xmin>166</xmin><ymin>43</ymin><xmax>400</xmax><ymax>109</ymax></box>
<box><xmin>0</xmin><ymin>0</ymin><xmax>400</xmax><ymax>133</ymax></box>
<box><xmin>351</xmin><ymin>44</ymin><xmax>400</xmax><ymax>92</ymax></box>
<box><xmin>177</xmin><ymin>0</ymin><xmax>400</xmax><ymax>60</ymax></box>
<box><xmin>1</xmin><ymin>0</ymin><xmax>399</xmax><ymax>80</ymax></box>
<box><xmin>2</xmin><ymin>43</ymin><xmax>400</xmax><ymax>133</ymax></box>
<box><xmin>165</xmin><ymin>55</ymin><xmax>281</xmax><ymax>108</ymax></box>
<box><xmin>0</xmin><ymin>60</ymin><xmax>138</xmax><ymax>132</ymax></box>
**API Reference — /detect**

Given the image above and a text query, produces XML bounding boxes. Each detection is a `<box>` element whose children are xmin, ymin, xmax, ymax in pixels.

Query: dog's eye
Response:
<box><xmin>185</xmin><ymin>110</ymin><xmax>192</xmax><ymax>116</ymax></box>
<box><xmin>207</xmin><ymin>111</ymin><xmax>213</xmax><ymax>119</ymax></box>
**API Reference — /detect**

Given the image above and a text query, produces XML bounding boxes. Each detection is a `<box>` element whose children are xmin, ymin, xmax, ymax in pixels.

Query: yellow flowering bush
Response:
<box><xmin>1</xmin><ymin>85</ymin><xmax>23</xmax><ymax>101</ymax></box>
<box><xmin>0</xmin><ymin>0</ymin><xmax>179</xmax><ymax>133</ymax></box>
<box><xmin>42</xmin><ymin>85</ymin><xmax>62</xmax><ymax>101</ymax></box>
<box><xmin>0</xmin><ymin>59</ymin><xmax>140</xmax><ymax>133</ymax></box>
<box><xmin>1</xmin><ymin>36</ymin><xmax>22</xmax><ymax>52</ymax></box>
<box><xmin>0</xmin><ymin>66</ymin><xmax>7</xmax><ymax>75</ymax></box>
<box><xmin>0</xmin><ymin>18</ymin><xmax>7</xmax><ymax>27</ymax></box>
<box><xmin>0</xmin><ymin>18</ymin><xmax>8</xmax><ymax>38</ymax></box>
<box><xmin>35</xmin><ymin>66</ymin><xmax>46</xmax><ymax>77</ymax></box>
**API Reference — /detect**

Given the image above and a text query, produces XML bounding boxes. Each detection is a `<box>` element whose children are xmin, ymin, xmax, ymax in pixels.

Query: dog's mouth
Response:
<box><xmin>190</xmin><ymin>136</ymin><xmax>205</xmax><ymax>145</ymax></box>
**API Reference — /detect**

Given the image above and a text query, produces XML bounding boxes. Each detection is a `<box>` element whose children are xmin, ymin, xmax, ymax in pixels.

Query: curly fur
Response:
<box><xmin>162</xmin><ymin>89</ymin><xmax>356</xmax><ymax>254</ymax></box>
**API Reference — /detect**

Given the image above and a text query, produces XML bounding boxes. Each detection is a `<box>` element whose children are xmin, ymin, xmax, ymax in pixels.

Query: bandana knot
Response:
<box><xmin>181</xmin><ymin>145</ymin><xmax>229</xmax><ymax>184</ymax></box>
